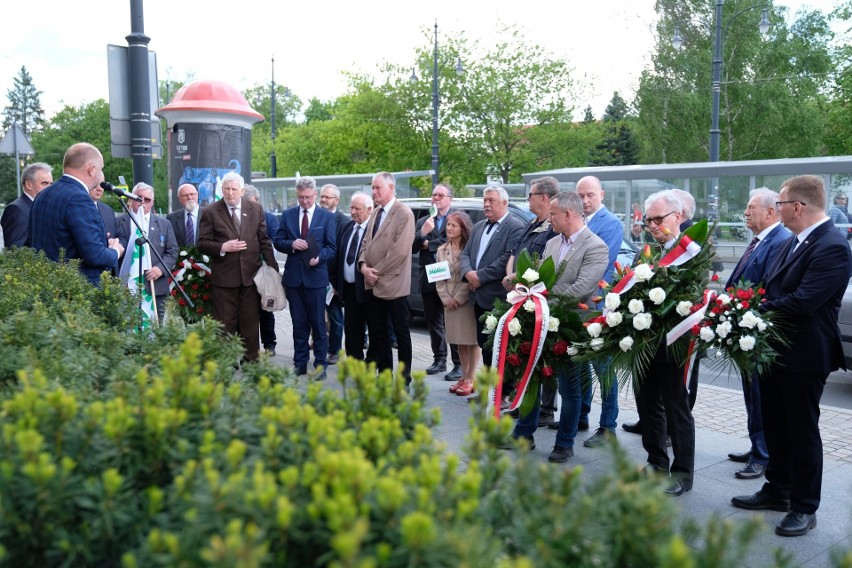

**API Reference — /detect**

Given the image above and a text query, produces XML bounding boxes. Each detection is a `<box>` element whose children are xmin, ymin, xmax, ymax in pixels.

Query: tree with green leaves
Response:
<box><xmin>589</xmin><ymin>92</ymin><xmax>639</xmax><ymax>166</ymax></box>
<box><xmin>824</xmin><ymin>1</ymin><xmax>852</xmax><ymax>156</ymax></box>
<box><xmin>2</xmin><ymin>66</ymin><xmax>45</xmax><ymax>136</ymax></box>
<box><xmin>635</xmin><ymin>0</ymin><xmax>834</xmax><ymax>164</ymax></box>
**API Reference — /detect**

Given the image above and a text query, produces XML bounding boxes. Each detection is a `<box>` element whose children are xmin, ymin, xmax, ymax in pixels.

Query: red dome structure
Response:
<box><xmin>156</xmin><ymin>79</ymin><xmax>263</xmax><ymax>126</ymax></box>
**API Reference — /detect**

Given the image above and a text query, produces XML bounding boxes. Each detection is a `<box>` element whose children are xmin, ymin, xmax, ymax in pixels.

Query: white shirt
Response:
<box><xmin>343</xmin><ymin>221</ymin><xmax>369</xmax><ymax>284</ymax></box>
<box><xmin>792</xmin><ymin>217</ymin><xmax>830</xmax><ymax>252</ymax></box>
<box><xmin>475</xmin><ymin>211</ymin><xmax>509</xmax><ymax>268</ymax></box>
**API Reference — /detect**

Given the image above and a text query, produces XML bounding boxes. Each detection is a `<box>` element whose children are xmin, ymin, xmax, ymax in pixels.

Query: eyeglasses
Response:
<box><xmin>643</xmin><ymin>211</ymin><xmax>676</xmax><ymax>226</ymax></box>
<box><xmin>526</xmin><ymin>192</ymin><xmax>546</xmax><ymax>202</ymax></box>
<box><xmin>142</xmin><ymin>197</ymin><xmax>154</xmax><ymax>203</ymax></box>
<box><xmin>775</xmin><ymin>200</ymin><xmax>806</xmax><ymax>208</ymax></box>
<box><xmin>431</xmin><ymin>193</ymin><xmax>449</xmax><ymax>199</ymax></box>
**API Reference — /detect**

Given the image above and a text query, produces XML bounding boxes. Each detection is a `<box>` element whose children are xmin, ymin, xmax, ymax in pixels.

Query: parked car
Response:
<box><xmin>838</xmin><ymin>282</ymin><xmax>852</xmax><ymax>369</ymax></box>
<box><xmin>402</xmin><ymin>198</ymin><xmax>637</xmax><ymax>317</ymax></box>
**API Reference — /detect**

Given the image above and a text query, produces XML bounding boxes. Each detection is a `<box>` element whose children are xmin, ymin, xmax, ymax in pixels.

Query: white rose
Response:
<box><xmin>548</xmin><ymin>318</ymin><xmax>559</xmax><ymax>332</ymax></box>
<box><xmin>633</xmin><ymin>263</ymin><xmax>655</xmax><ymax>282</ymax></box>
<box><xmin>521</xmin><ymin>268</ymin><xmax>540</xmax><ymax>284</ymax></box>
<box><xmin>716</xmin><ymin>294</ymin><xmax>731</xmax><ymax>305</ymax></box>
<box><xmin>699</xmin><ymin>326</ymin><xmax>716</xmax><ymax>342</ymax></box>
<box><xmin>587</xmin><ymin>322</ymin><xmax>603</xmax><ymax>338</ymax></box>
<box><xmin>605</xmin><ymin>293</ymin><xmax>621</xmax><ymax>311</ymax></box>
<box><xmin>648</xmin><ymin>287</ymin><xmax>666</xmax><ymax>305</ymax></box>
<box><xmin>628</xmin><ymin>299</ymin><xmax>645</xmax><ymax>314</ymax></box>
<box><xmin>739</xmin><ymin>336</ymin><xmax>756</xmax><ymax>351</ymax></box>
<box><xmin>715</xmin><ymin>321</ymin><xmax>733</xmax><ymax>338</ymax></box>
<box><xmin>632</xmin><ymin>313</ymin><xmax>653</xmax><ymax>331</ymax></box>
<box><xmin>757</xmin><ymin>321</ymin><xmax>767</xmax><ymax>332</ymax></box>
<box><xmin>567</xmin><ymin>345</ymin><xmax>580</xmax><ymax>356</ymax></box>
<box><xmin>736</xmin><ymin>303</ymin><xmax>744</xmax><ymax>310</ymax></box>
<box><xmin>508</xmin><ymin>319</ymin><xmax>522</xmax><ymax>336</ymax></box>
<box><xmin>484</xmin><ymin>315</ymin><xmax>498</xmax><ymax>334</ymax></box>
<box><xmin>676</xmin><ymin>301</ymin><xmax>693</xmax><ymax>316</ymax></box>
<box><xmin>740</xmin><ymin>311</ymin><xmax>760</xmax><ymax>329</ymax></box>
<box><xmin>180</xmin><ymin>250</ymin><xmax>188</xmax><ymax>257</ymax></box>
<box><xmin>202</xmin><ymin>255</ymin><xmax>210</xmax><ymax>262</ymax></box>
<box><xmin>619</xmin><ymin>336</ymin><xmax>634</xmax><ymax>352</ymax></box>
<box><xmin>197</xmin><ymin>270</ymin><xmax>206</xmax><ymax>277</ymax></box>
<box><xmin>590</xmin><ymin>337</ymin><xmax>605</xmax><ymax>351</ymax></box>
<box><xmin>523</xmin><ymin>299</ymin><xmax>535</xmax><ymax>312</ymax></box>
<box><xmin>606</xmin><ymin>311</ymin><xmax>623</xmax><ymax>327</ymax></box>
<box><xmin>719</xmin><ymin>316</ymin><xmax>727</xmax><ymax>322</ymax></box>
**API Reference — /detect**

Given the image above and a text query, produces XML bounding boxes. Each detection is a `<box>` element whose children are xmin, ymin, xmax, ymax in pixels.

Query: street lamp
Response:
<box><xmin>269</xmin><ymin>55</ymin><xmax>277</xmax><ymax>178</ymax></box>
<box><xmin>410</xmin><ymin>21</ymin><xmax>463</xmax><ymax>189</ymax></box>
<box><xmin>672</xmin><ymin>1</ymin><xmax>770</xmax><ymax>220</ymax></box>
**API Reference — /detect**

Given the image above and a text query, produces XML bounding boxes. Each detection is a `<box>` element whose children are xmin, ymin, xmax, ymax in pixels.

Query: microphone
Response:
<box><xmin>101</xmin><ymin>182</ymin><xmax>143</xmax><ymax>202</ymax></box>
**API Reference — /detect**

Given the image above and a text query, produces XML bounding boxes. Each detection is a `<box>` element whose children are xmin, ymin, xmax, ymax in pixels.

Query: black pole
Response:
<box><xmin>127</xmin><ymin>0</ymin><xmax>153</xmax><ymax>186</ymax></box>
<box><xmin>270</xmin><ymin>55</ymin><xmax>277</xmax><ymax>178</ymax></box>
<box><xmin>431</xmin><ymin>21</ymin><xmax>440</xmax><ymax>189</ymax></box>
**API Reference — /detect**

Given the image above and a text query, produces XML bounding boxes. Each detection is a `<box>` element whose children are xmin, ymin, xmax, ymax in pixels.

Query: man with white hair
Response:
<box><xmin>724</xmin><ymin>188</ymin><xmax>791</xmax><ymax>480</ymax></box>
<box><xmin>635</xmin><ymin>189</ymin><xmax>696</xmax><ymax>496</ymax></box>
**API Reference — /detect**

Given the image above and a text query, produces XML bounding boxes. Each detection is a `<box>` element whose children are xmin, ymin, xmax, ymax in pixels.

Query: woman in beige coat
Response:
<box><xmin>436</xmin><ymin>211</ymin><xmax>480</xmax><ymax>396</ymax></box>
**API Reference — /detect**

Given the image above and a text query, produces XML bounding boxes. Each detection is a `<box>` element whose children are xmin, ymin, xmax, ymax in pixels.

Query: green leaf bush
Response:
<box><xmin>0</xmin><ymin>247</ymin><xmax>843</xmax><ymax>567</ymax></box>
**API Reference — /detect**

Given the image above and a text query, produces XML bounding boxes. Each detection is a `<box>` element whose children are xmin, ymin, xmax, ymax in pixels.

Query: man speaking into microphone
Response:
<box><xmin>30</xmin><ymin>143</ymin><xmax>125</xmax><ymax>286</ymax></box>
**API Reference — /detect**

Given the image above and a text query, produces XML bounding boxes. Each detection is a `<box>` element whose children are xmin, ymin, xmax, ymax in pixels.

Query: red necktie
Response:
<box><xmin>301</xmin><ymin>208</ymin><xmax>309</xmax><ymax>239</ymax></box>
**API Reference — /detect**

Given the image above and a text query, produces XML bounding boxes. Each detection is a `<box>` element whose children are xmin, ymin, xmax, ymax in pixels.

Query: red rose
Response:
<box><xmin>691</xmin><ymin>324</ymin><xmax>701</xmax><ymax>335</ymax></box>
<box><xmin>519</xmin><ymin>341</ymin><xmax>532</xmax><ymax>355</ymax></box>
<box><xmin>741</xmin><ymin>301</ymin><xmax>750</xmax><ymax>309</ymax></box>
<box><xmin>578</xmin><ymin>302</ymin><xmax>589</xmax><ymax>310</ymax></box>
<box><xmin>192</xmin><ymin>284</ymin><xmax>199</xmax><ymax>290</ymax></box>
<box><xmin>712</xmin><ymin>274</ymin><xmax>720</xmax><ymax>282</ymax></box>
<box><xmin>553</xmin><ymin>340</ymin><xmax>568</xmax><ymax>356</ymax></box>
<box><xmin>202</xmin><ymin>295</ymin><xmax>210</xmax><ymax>301</ymax></box>
<box><xmin>758</xmin><ymin>288</ymin><xmax>766</xmax><ymax>295</ymax></box>
<box><xmin>197</xmin><ymin>307</ymin><xmax>204</xmax><ymax>314</ymax></box>
<box><xmin>542</xmin><ymin>366</ymin><xmax>555</xmax><ymax>378</ymax></box>
<box><xmin>178</xmin><ymin>299</ymin><xmax>186</xmax><ymax>306</ymax></box>
<box><xmin>506</xmin><ymin>353</ymin><xmax>521</xmax><ymax>367</ymax></box>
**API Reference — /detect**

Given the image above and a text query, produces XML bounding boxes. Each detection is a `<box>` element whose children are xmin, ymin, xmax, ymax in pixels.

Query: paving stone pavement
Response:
<box><xmin>269</xmin><ymin>308</ymin><xmax>852</xmax><ymax>566</ymax></box>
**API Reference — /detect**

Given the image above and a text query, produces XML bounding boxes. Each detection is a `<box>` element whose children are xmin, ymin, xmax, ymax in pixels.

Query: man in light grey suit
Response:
<box><xmin>460</xmin><ymin>186</ymin><xmax>525</xmax><ymax>371</ymax></box>
<box><xmin>507</xmin><ymin>191</ymin><xmax>609</xmax><ymax>462</ymax></box>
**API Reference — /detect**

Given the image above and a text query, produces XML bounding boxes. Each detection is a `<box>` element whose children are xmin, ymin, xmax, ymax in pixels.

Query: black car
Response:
<box><xmin>402</xmin><ymin>198</ymin><xmax>534</xmax><ymax>317</ymax></box>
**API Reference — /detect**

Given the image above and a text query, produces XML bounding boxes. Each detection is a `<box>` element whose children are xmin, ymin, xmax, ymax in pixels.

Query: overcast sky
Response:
<box><xmin>2</xmin><ymin>0</ymin><xmax>842</xmax><ymax>122</ymax></box>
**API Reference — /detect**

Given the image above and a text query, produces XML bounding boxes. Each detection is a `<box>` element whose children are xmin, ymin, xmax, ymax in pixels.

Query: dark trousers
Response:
<box><xmin>286</xmin><ymin>285</ymin><xmax>328</xmax><ymax>369</ymax></box>
<box><xmin>365</xmin><ymin>293</ymin><xmax>412</xmax><ymax>381</ymax></box>
<box><xmin>759</xmin><ymin>371</ymin><xmax>825</xmax><ymax>514</ymax></box>
<box><xmin>327</xmin><ymin>295</ymin><xmax>344</xmax><ymax>355</ymax></box>
<box><xmin>259</xmin><ymin>308</ymin><xmax>276</xmax><ymax>348</ymax></box>
<box><xmin>742</xmin><ymin>372</ymin><xmax>769</xmax><ymax>466</ymax></box>
<box><xmin>422</xmin><ymin>289</ymin><xmax>460</xmax><ymax>366</ymax></box>
<box><xmin>474</xmin><ymin>304</ymin><xmax>492</xmax><ymax>367</ymax></box>
<box><xmin>342</xmin><ymin>282</ymin><xmax>368</xmax><ymax>360</ymax></box>
<box><xmin>636</xmin><ymin>346</ymin><xmax>695</xmax><ymax>480</ymax></box>
<box><xmin>212</xmin><ymin>284</ymin><xmax>261</xmax><ymax>361</ymax></box>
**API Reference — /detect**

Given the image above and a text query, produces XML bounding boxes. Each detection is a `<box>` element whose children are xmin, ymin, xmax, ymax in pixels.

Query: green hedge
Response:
<box><xmin>1</xmin><ymin>247</ymin><xmax>846</xmax><ymax>567</ymax></box>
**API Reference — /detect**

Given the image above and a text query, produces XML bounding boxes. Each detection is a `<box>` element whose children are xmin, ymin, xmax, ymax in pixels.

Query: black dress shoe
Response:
<box><xmin>665</xmin><ymin>478</ymin><xmax>693</xmax><ymax>496</ymax></box>
<box><xmin>731</xmin><ymin>490</ymin><xmax>790</xmax><ymax>512</ymax></box>
<box><xmin>538</xmin><ymin>413</ymin><xmax>554</xmax><ymax>428</ymax></box>
<box><xmin>775</xmin><ymin>511</ymin><xmax>817</xmax><ymax>537</ymax></box>
<box><xmin>548</xmin><ymin>445</ymin><xmax>574</xmax><ymax>463</ymax></box>
<box><xmin>327</xmin><ymin>354</ymin><xmax>339</xmax><ymax>365</ymax></box>
<box><xmin>499</xmin><ymin>435</ymin><xmax>535</xmax><ymax>451</ymax></box>
<box><xmin>426</xmin><ymin>361</ymin><xmax>447</xmax><ymax>375</ymax></box>
<box><xmin>622</xmin><ymin>421</ymin><xmax>642</xmax><ymax>434</ymax></box>
<box><xmin>444</xmin><ymin>365</ymin><xmax>462</xmax><ymax>380</ymax></box>
<box><xmin>735</xmin><ymin>462</ymin><xmax>766</xmax><ymax>480</ymax></box>
<box><xmin>728</xmin><ymin>451</ymin><xmax>751</xmax><ymax>463</ymax></box>
<box><xmin>577</xmin><ymin>420</ymin><xmax>589</xmax><ymax>432</ymax></box>
<box><xmin>313</xmin><ymin>367</ymin><xmax>327</xmax><ymax>381</ymax></box>
<box><xmin>546</xmin><ymin>418</ymin><xmax>560</xmax><ymax>430</ymax></box>
<box><xmin>293</xmin><ymin>367</ymin><xmax>307</xmax><ymax>376</ymax></box>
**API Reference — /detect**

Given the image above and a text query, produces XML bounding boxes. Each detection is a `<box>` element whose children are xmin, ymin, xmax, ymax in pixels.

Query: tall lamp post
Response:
<box><xmin>410</xmin><ymin>21</ymin><xmax>463</xmax><ymax>189</ymax></box>
<box><xmin>269</xmin><ymin>55</ymin><xmax>277</xmax><ymax>178</ymax></box>
<box><xmin>672</xmin><ymin>1</ymin><xmax>770</xmax><ymax>220</ymax></box>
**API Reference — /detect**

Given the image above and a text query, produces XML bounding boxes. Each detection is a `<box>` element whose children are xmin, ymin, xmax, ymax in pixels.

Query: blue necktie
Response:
<box><xmin>185</xmin><ymin>212</ymin><xmax>195</xmax><ymax>244</ymax></box>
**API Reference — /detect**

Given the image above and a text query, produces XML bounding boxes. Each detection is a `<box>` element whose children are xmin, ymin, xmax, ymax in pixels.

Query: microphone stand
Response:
<box><xmin>116</xmin><ymin>197</ymin><xmax>195</xmax><ymax>323</ymax></box>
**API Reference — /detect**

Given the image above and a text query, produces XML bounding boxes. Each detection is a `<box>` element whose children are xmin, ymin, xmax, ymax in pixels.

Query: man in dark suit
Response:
<box><xmin>413</xmin><ymin>184</ymin><xmax>461</xmax><ymax>378</ymax></box>
<box><xmin>116</xmin><ymin>183</ymin><xmax>179</xmax><ymax>323</ymax></box>
<box><xmin>274</xmin><ymin>176</ymin><xmax>337</xmax><ymax>378</ymax></box>
<box><xmin>636</xmin><ymin>190</ymin><xmax>696</xmax><ymax>497</ymax></box>
<box><xmin>1</xmin><ymin>162</ymin><xmax>53</xmax><ymax>247</ymax></box>
<box><xmin>330</xmin><ymin>192</ymin><xmax>373</xmax><ymax>360</ymax></box>
<box><xmin>358</xmin><ymin>172</ymin><xmax>415</xmax><ymax>384</ymax></box>
<box><xmin>246</xmin><ymin>185</ymin><xmax>279</xmax><ymax>356</ymax></box>
<box><xmin>197</xmin><ymin>171</ymin><xmax>279</xmax><ymax>362</ymax></box>
<box><xmin>460</xmin><ymin>186</ymin><xmax>525</xmax><ymax>371</ymax></box>
<box><xmin>89</xmin><ymin>183</ymin><xmax>117</xmax><ymax>240</ymax></box>
<box><xmin>724</xmin><ymin>188</ymin><xmax>791</xmax><ymax>480</ymax></box>
<box><xmin>732</xmin><ymin>175</ymin><xmax>852</xmax><ymax>537</ymax></box>
<box><xmin>320</xmin><ymin>184</ymin><xmax>349</xmax><ymax>364</ymax></box>
<box><xmin>167</xmin><ymin>183</ymin><xmax>201</xmax><ymax>247</ymax></box>
<box><xmin>29</xmin><ymin>143</ymin><xmax>124</xmax><ymax>285</ymax></box>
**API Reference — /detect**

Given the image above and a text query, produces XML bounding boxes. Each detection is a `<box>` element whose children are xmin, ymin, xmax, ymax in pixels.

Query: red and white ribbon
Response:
<box><xmin>666</xmin><ymin>289</ymin><xmax>717</xmax><ymax>346</ymax></box>
<box><xmin>660</xmin><ymin>233</ymin><xmax>701</xmax><ymax>267</ymax></box>
<box><xmin>487</xmin><ymin>282</ymin><xmax>550</xmax><ymax>418</ymax></box>
<box><xmin>170</xmin><ymin>259</ymin><xmax>212</xmax><ymax>291</ymax></box>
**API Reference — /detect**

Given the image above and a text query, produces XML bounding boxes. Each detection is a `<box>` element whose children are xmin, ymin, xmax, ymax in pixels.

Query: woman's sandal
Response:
<box><xmin>455</xmin><ymin>379</ymin><xmax>475</xmax><ymax>396</ymax></box>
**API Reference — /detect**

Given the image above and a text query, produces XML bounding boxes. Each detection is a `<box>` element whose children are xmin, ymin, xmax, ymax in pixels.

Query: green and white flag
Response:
<box><xmin>119</xmin><ymin>223</ymin><xmax>156</xmax><ymax>329</ymax></box>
